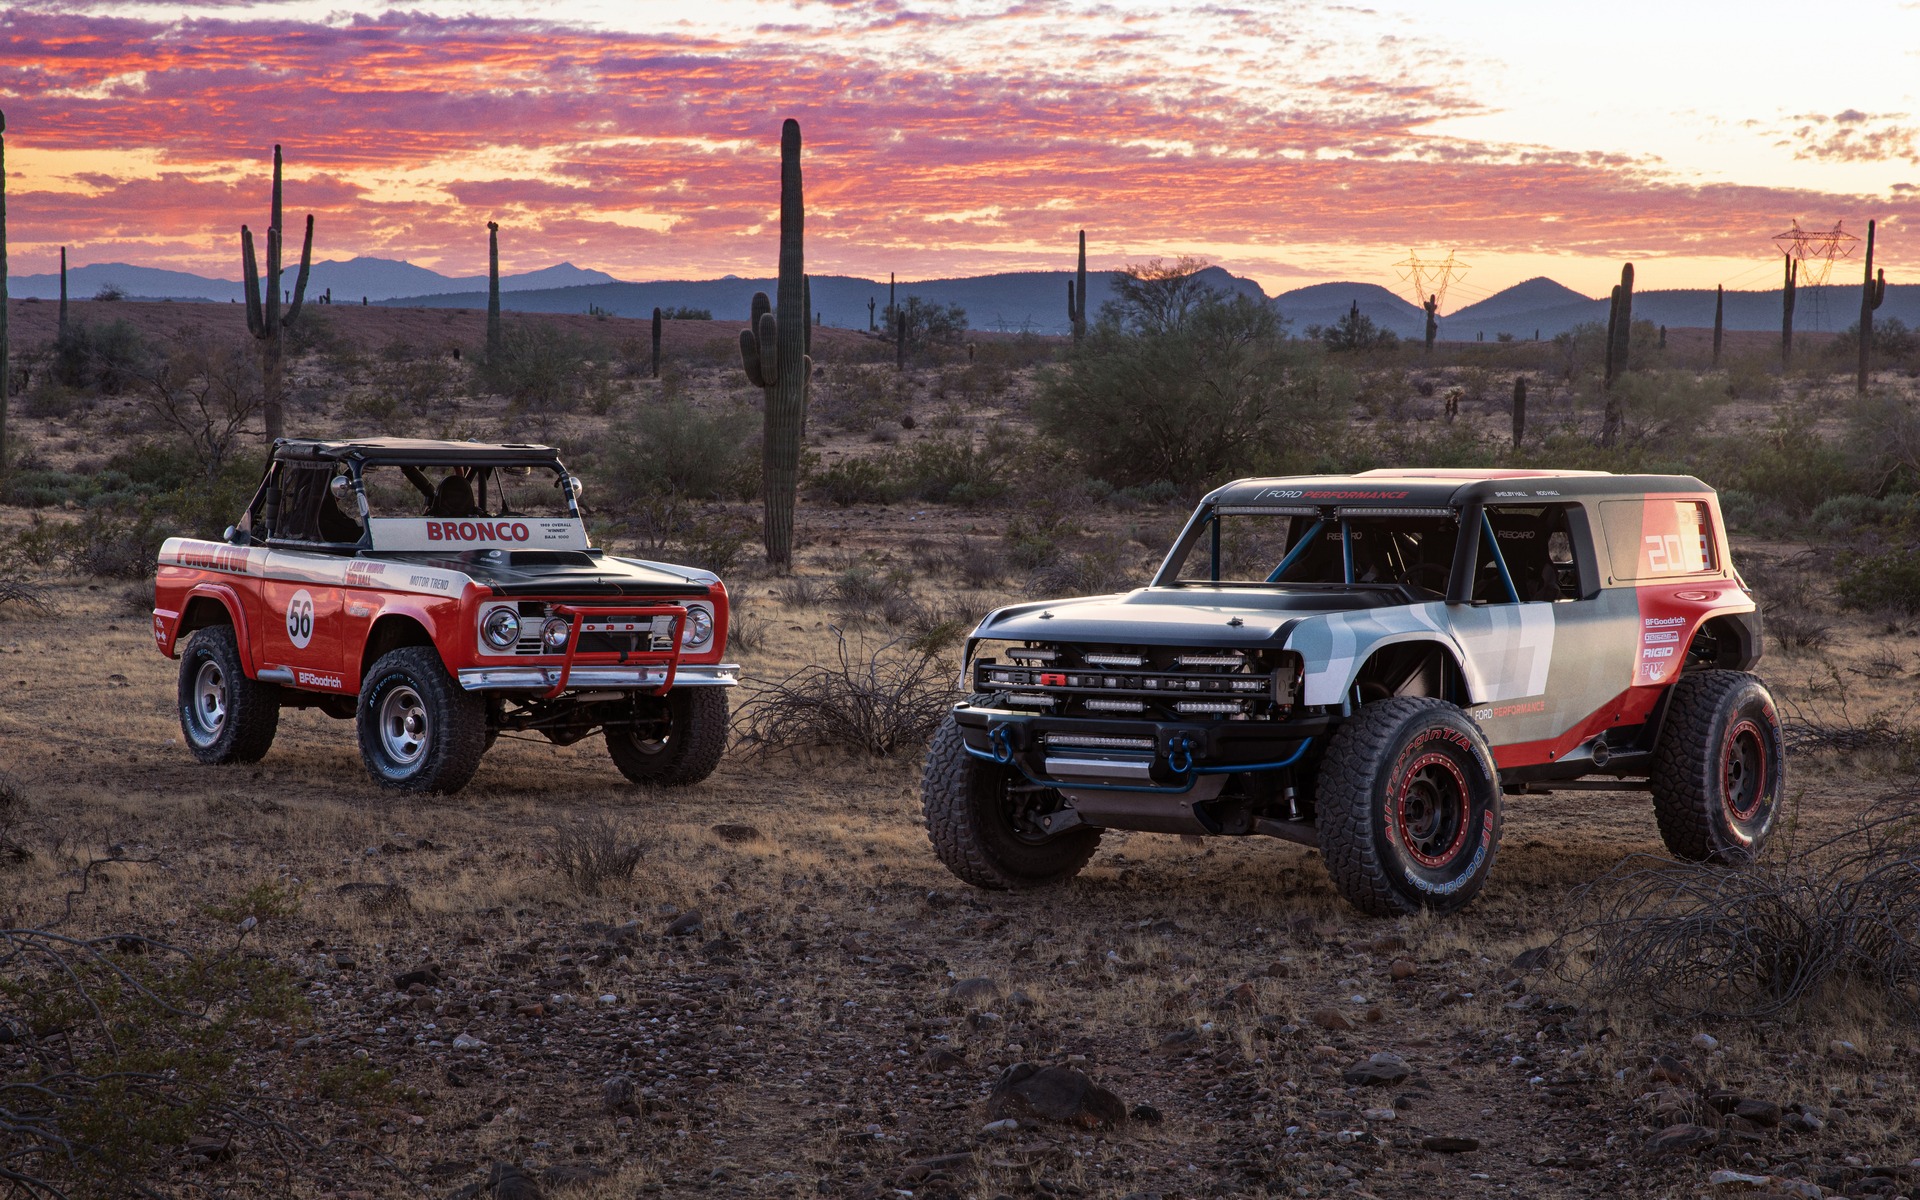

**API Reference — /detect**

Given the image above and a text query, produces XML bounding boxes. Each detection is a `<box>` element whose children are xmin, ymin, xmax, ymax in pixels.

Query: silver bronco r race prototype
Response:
<box><xmin>920</xmin><ymin>468</ymin><xmax>1779</xmax><ymax>917</ymax></box>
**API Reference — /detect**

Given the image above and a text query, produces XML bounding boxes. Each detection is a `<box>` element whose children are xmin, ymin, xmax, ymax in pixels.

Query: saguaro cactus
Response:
<box><xmin>1601</xmin><ymin>263</ymin><xmax>1633</xmax><ymax>447</ymax></box>
<box><xmin>736</xmin><ymin>119</ymin><xmax>810</xmax><ymax>570</ymax></box>
<box><xmin>1858</xmin><ymin>219</ymin><xmax>1886</xmax><ymax>393</ymax></box>
<box><xmin>1423</xmin><ymin>295</ymin><xmax>1438</xmax><ymax>353</ymax></box>
<box><xmin>1712</xmin><ymin>284</ymin><xmax>1723</xmax><ymax>368</ymax></box>
<box><xmin>240</xmin><ymin>144</ymin><xmax>314</xmax><ymax>441</ymax></box>
<box><xmin>1512</xmin><ymin>376</ymin><xmax>1527</xmax><ymax>449</ymax></box>
<box><xmin>486</xmin><ymin>221</ymin><xmax>502</xmax><ymax>361</ymax></box>
<box><xmin>896</xmin><ymin>309</ymin><xmax>906</xmax><ymax>371</ymax></box>
<box><xmin>1780</xmin><ymin>253</ymin><xmax>1797</xmax><ymax>369</ymax></box>
<box><xmin>58</xmin><ymin>245</ymin><xmax>68</xmax><ymax>337</ymax></box>
<box><xmin>651</xmin><ymin>307</ymin><xmax>663</xmax><ymax>379</ymax></box>
<box><xmin>1</xmin><ymin>108</ymin><xmax>8</xmax><ymax>479</ymax></box>
<box><xmin>1067</xmin><ymin>230</ymin><xmax>1087</xmax><ymax>342</ymax></box>
<box><xmin>867</xmin><ymin>296</ymin><xmax>875</xmax><ymax>332</ymax></box>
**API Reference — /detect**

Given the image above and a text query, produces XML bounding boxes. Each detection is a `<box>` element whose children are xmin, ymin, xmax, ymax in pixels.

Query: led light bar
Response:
<box><xmin>1006</xmin><ymin>647</ymin><xmax>1058</xmax><ymax>662</ymax></box>
<box><xmin>1177</xmin><ymin>653</ymin><xmax>1246</xmax><ymax>668</ymax></box>
<box><xmin>1084</xmin><ymin>653</ymin><xmax>1145</xmax><ymax>668</ymax></box>
<box><xmin>1047</xmin><ymin>733</ymin><xmax>1155</xmax><ymax>751</ymax></box>
<box><xmin>1005</xmin><ymin>693</ymin><xmax>1056</xmax><ymax>707</ymax></box>
<box><xmin>1081</xmin><ymin>698</ymin><xmax>1145</xmax><ymax>714</ymax></box>
<box><xmin>1338</xmin><ymin>506</ymin><xmax>1456</xmax><ymax>519</ymax></box>
<box><xmin>1215</xmin><ymin>505</ymin><xmax>1320</xmax><ymax>516</ymax></box>
<box><xmin>985</xmin><ymin>669</ymin><xmax>1025</xmax><ymax>686</ymax></box>
<box><xmin>1175</xmin><ymin>700</ymin><xmax>1246</xmax><ymax>715</ymax></box>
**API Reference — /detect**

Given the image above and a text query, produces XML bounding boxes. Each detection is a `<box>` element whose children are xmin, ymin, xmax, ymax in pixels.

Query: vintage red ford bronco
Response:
<box><xmin>152</xmin><ymin>438</ymin><xmax>736</xmax><ymax>793</ymax></box>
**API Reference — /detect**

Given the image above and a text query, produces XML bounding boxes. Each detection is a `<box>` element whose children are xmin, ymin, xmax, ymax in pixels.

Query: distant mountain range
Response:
<box><xmin>11</xmin><ymin>257</ymin><xmax>1915</xmax><ymax>340</ymax></box>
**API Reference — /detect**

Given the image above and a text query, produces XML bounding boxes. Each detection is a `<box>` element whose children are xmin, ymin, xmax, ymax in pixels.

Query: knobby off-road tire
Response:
<box><xmin>607</xmin><ymin>687</ymin><xmax>729</xmax><ymax>787</ymax></box>
<box><xmin>177</xmin><ymin>625</ymin><xmax>280</xmax><ymax>764</ymax></box>
<box><xmin>1650</xmin><ymin>670</ymin><xmax>1785</xmax><ymax>863</ymax></box>
<box><xmin>357</xmin><ymin>646</ymin><xmax>487</xmax><ymax>794</ymax></box>
<box><xmin>1315</xmin><ymin>697</ymin><xmax>1503</xmax><ymax>917</ymax></box>
<box><xmin>920</xmin><ymin>712</ymin><xmax>1101</xmax><ymax>890</ymax></box>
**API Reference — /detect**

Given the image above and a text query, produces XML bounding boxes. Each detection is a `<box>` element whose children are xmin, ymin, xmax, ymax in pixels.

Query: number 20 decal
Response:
<box><xmin>1643</xmin><ymin>533</ymin><xmax>1686</xmax><ymax>574</ymax></box>
<box><xmin>286</xmin><ymin>589</ymin><xmax>316</xmax><ymax>649</ymax></box>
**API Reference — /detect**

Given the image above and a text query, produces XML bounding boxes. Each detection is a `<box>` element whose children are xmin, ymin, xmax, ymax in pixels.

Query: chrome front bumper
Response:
<box><xmin>457</xmin><ymin>663</ymin><xmax>740</xmax><ymax>692</ymax></box>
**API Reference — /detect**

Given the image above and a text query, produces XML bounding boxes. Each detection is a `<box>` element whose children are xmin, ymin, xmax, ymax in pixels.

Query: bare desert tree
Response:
<box><xmin>141</xmin><ymin>328</ymin><xmax>265</xmax><ymax>476</ymax></box>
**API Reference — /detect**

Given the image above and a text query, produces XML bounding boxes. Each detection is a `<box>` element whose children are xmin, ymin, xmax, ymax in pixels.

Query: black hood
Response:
<box><xmin>972</xmin><ymin>585</ymin><xmax>1415</xmax><ymax>649</ymax></box>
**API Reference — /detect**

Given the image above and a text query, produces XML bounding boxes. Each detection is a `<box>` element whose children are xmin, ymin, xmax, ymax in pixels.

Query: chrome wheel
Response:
<box><xmin>191</xmin><ymin>660</ymin><xmax>228</xmax><ymax>741</ymax></box>
<box><xmin>378</xmin><ymin>685</ymin><xmax>429</xmax><ymax>766</ymax></box>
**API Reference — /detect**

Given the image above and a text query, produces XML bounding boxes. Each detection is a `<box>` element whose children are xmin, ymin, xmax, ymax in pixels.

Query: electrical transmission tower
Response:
<box><xmin>1393</xmin><ymin>251</ymin><xmax>1469</xmax><ymax>311</ymax></box>
<box><xmin>1773</xmin><ymin>220</ymin><xmax>1859</xmax><ymax>330</ymax></box>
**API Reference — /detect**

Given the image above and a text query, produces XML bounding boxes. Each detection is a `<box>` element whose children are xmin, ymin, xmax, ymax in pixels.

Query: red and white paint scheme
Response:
<box><xmin>153</xmin><ymin>437</ymin><xmax>736</xmax><ymax>794</ymax></box>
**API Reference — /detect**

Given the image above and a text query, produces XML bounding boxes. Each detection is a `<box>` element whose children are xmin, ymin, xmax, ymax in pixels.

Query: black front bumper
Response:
<box><xmin>951</xmin><ymin>701</ymin><xmax>1331</xmax><ymax>789</ymax></box>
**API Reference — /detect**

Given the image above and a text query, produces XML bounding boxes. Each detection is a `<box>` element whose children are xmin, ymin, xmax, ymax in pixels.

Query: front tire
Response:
<box><xmin>177</xmin><ymin>625</ymin><xmax>280</xmax><ymax>764</ymax></box>
<box><xmin>606</xmin><ymin>687</ymin><xmax>729</xmax><ymax>787</ymax></box>
<box><xmin>1651</xmin><ymin>670</ymin><xmax>1785</xmax><ymax>862</ymax></box>
<box><xmin>356</xmin><ymin>647</ymin><xmax>487</xmax><ymax>793</ymax></box>
<box><xmin>1315</xmin><ymin>697</ymin><xmax>1503</xmax><ymax>917</ymax></box>
<box><xmin>920</xmin><ymin>714</ymin><xmax>1101</xmax><ymax>890</ymax></box>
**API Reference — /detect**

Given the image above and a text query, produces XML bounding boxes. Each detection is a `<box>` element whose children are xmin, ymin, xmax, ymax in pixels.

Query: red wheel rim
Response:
<box><xmin>1722</xmin><ymin>718</ymin><xmax>1768</xmax><ymax>824</ymax></box>
<box><xmin>1394</xmin><ymin>749</ymin><xmax>1471</xmax><ymax>869</ymax></box>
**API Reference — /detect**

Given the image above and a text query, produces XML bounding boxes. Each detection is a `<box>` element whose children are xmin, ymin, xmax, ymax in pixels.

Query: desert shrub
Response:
<box><xmin>1720</xmin><ymin>352</ymin><xmax>1779</xmax><ymax>401</ymax></box>
<box><xmin>1809</xmin><ymin>492</ymin><xmax>1912</xmax><ymax>533</ymax></box>
<box><xmin>1847</xmin><ymin>390</ymin><xmax>1920</xmax><ymax>496</ymax></box>
<box><xmin>1551</xmin><ymin>322</ymin><xmax>1608</xmax><ymax>381</ymax></box>
<box><xmin>551</xmin><ymin>818</ymin><xmax>643</xmax><ymax>897</ymax></box>
<box><xmin>1608</xmin><ymin>369</ymin><xmax>1730</xmax><ymax>445</ymax></box>
<box><xmin>830</xmin><ymin>564</ymin><xmax>914</xmax><ymax>624</ymax></box>
<box><xmin>814</xmin><ymin>364</ymin><xmax>905</xmax><ymax>432</ymax></box>
<box><xmin>891</xmin><ymin>434</ymin><xmax>1009</xmax><ymax>505</ymax></box>
<box><xmin>343</xmin><ymin>389</ymin><xmax>412</xmax><ymax>434</ymax></box>
<box><xmin>1562</xmin><ymin>795</ymin><xmax>1920</xmax><ymax>1020</ymax></box>
<box><xmin>604</xmin><ymin>400</ymin><xmax>758</xmax><ymax>505</ymax></box>
<box><xmin>727</xmin><ymin>608</ymin><xmax>766</xmax><ymax>654</ymax></box>
<box><xmin>734</xmin><ymin>633</ymin><xmax>951</xmax><ymax>756</ymax></box>
<box><xmin>1711</xmin><ymin>407</ymin><xmax>1863</xmax><ymax>521</ymax></box>
<box><xmin>53</xmin><ymin>319</ymin><xmax>151</xmax><ymax>394</ymax></box>
<box><xmin>774</xmin><ymin>575</ymin><xmax>825</xmax><ymax>608</ymax></box>
<box><xmin>953</xmin><ymin>537</ymin><xmax>1006</xmax><ymax>588</ymax></box>
<box><xmin>811</xmin><ymin>457</ymin><xmax>896</xmax><ymax>506</ymax></box>
<box><xmin>0</xmin><ymin>577</ymin><xmax>51</xmax><ymax>619</ymax></box>
<box><xmin>140</xmin><ymin>331</ymin><xmax>265</xmax><ymax>476</ymax></box>
<box><xmin>1026</xmin><ymin>536</ymin><xmax>1142</xmax><ymax>597</ymax></box>
<box><xmin>1835</xmin><ymin>540</ymin><xmax>1920</xmax><ymax>613</ymax></box>
<box><xmin>479</xmin><ymin>320</ymin><xmax>602</xmax><ymax>409</ymax></box>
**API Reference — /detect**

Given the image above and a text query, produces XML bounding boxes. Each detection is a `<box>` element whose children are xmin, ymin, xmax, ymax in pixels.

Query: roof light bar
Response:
<box><xmin>1338</xmin><ymin>507</ymin><xmax>1457</xmax><ymax>519</ymax></box>
<box><xmin>1216</xmin><ymin>505</ymin><xmax>1321</xmax><ymax>516</ymax></box>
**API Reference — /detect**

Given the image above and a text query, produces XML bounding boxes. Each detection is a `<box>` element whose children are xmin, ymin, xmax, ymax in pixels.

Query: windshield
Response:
<box><xmin>1165</xmin><ymin>510</ymin><xmax>1461</xmax><ymax>593</ymax></box>
<box><xmin>359</xmin><ymin>463</ymin><xmax>576</xmax><ymax>520</ymax></box>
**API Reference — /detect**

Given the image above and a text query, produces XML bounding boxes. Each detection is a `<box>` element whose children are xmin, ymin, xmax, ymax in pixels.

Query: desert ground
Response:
<box><xmin>3</xmin><ymin>302</ymin><xmax>1919</xmax><ymax>1200</ymax></box>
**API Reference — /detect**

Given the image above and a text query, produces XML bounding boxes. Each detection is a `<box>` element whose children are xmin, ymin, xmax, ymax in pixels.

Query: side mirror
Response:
<box><xmin>225</xmin><ymin>525</ymin><xmax>247</xmax><ymax>546</ymax></box>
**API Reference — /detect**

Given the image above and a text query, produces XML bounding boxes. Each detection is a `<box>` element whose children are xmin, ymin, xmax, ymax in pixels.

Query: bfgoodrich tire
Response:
<box><xmin>1315</xmin><ymin>697</ymin><xmax>1503</xmax><ymax>917</ymax></box>
<box><xmin>1651</xmin><ymin>670</ymin><xmax>1785</xmax><ymax>863</ymax></box>
<box><xmin>177</xmin><ymin>625</ymin><xmax>280</xmax><ymax>764</ymax></box>
<box><xmin>606</xmin><ymin>687</ymin><xmax>729</xmax><ymax>787</ymax></box>
<box><xmin>356</xmin><ymin>647</ymin><xmax>487</xmax><ymax>793</ymax></box>
<box><xmin>920</xmin><ymin>713</ymin><xmax>1101</xmax><ymax>890</ymax></box>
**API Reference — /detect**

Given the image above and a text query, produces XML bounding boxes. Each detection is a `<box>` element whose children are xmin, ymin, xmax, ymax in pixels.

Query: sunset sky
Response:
<box><xmin>3</xmin><ymin>0</ymin><xmax>1917</xmax><ymax>310</ymax></box>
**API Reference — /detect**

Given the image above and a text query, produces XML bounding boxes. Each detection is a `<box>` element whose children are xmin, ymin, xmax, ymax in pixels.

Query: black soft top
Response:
<box><xmin>271</xmin><ymin>437</ymin><xmax>564</xmax><ymax>469</ymax></box>
<box><xmin>1204</xmin><ymin>468</ymin><xmax>1713</xmax><ymax>511</ymax></box>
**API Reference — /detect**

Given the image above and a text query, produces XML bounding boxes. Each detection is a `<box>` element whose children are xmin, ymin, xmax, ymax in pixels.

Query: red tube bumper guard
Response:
<box><xmin>540</xmin><ymin>603</ymin><xmax>688</xmax><ymax>700</ymax></box>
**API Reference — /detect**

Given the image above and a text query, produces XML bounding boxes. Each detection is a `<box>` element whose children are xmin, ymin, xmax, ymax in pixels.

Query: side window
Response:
<box><xmin>1599</xmin><ymin>499</ymin><xmax>1717</xmax><ymax>581</ymax></box>
<box><xmin>270</xmin><ymin>464</ymin><xmax>363</xmax><ymax>547</ymax></box>
<box><xmin>1478</xmin><ymin>505</ymin><xmax>1584</xmax><ymax>603</ymax></box>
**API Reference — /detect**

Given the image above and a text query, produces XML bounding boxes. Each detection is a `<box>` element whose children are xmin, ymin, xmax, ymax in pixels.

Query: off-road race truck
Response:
<box><xmin>923</xmin><ymin>469</ymin><xmax>1782</xmax><ymax>916</ymax></box>
<box><xmin>152</xmin><ymin>437</ymin><xmax>736</xmax><ymax>793</ymax></box>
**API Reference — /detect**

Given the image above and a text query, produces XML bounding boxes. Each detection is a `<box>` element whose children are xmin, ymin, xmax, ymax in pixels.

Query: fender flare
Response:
<box><xmin>176</xmin><ymin>583</ymin><xmax>258</xmax><ymax>674</ymax></box>
<box><xmin>358</xmin><ymin>603</ymin><xmax>447</xmax><ymax>683</ymax></box>
<box><xmin>1287</xmin><ymin>618</ymin><xmax>1478</xmax><ymax>708</ymax></box>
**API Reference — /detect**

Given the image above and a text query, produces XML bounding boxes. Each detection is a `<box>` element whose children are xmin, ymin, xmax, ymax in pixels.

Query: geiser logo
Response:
<box><xmin>297</xmin><ymin>669</ymin><xmax>343</xmax><ymax>689</ymax></box>
<box><xmin>426</xmin><ymin>520</ymin><xmax>533</xmax><ymax>543</ymax></box>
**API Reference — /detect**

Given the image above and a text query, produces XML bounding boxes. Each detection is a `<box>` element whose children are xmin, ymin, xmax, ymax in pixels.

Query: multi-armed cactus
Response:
<box><xmin>486</xmin><ymin>221</ymin><xmax>502</xmax><ymax>361</ymax></box>
<box><xmin>1858</xmin><ymin>219</ymin><xmax>1886</xmax><ymax>393</ymax></box>
<box><xmin>737</xmin><ymin>119</ymin><xmax>810</xmax><ymax>570</ymax></box>
<box><xmin>651</xmin><ymin>307</ymin><xmax>663</xmax><ymax>379</ymax></box>
<box><xmin>1712</xmin><ymin>284</ymin><xmax>1723</xmax><ymax>368</ymax></box>
<box><xmin>1423</xmin><ymin>295</ymin><xmax>1438</xmax><ymax>353</ymax></box>
<box><xmin>1067</xmin><ymin>230</ymin><xmax>1087</xmax><ymax>342</ymax></box>
<box><xmin>240</xmin><ymin>144</ymin><xmax>314</xmax><ymax>441</ymax></box>
<box><xmin>1780</xmin><ymin>253</ymin><xmax>1797</xmax><ymax>368</ymax></box>
<box><xmin>1</xmin><ymin>108</ymin><xmax>8</xmax><ymax>479</ymax></box>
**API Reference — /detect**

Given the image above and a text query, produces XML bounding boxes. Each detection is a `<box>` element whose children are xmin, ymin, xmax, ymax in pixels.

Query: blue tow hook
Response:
<box><xmin>987</xmin><ymin>724</ymin><xmax>1015</xmax><ymax>764</ymax></box>
<box><xmin>1167</xmin><ymin>733</ymin><xmax>1198</xmax><ymax>775</ymax></box>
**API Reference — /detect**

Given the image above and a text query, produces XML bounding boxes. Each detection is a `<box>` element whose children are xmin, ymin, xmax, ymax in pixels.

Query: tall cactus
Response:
<box><xmin>736</xmin><ymin>119</ymin><xmax>809</xmax><ymax>570</ymax></box>
<box><xmin>1610</xmin><ymin>262</ymin><xmax>1634</xmax><ymax>382</ymax></box>
<box><xmin>1712</xmin><ymin>284</ymin><xmax>1723</xmax><ymax>368</ymax></box>
<box><xmin>651</xmin><ymin>306</ymin><xmax>663</xmax><ymax>379</ymax></box>
<box><xmin>1423</xmin><ymin>294</ymin><xmax>1438</xmax><ymax>353</ymax></box>
<box><xmin>867</xmin><ymin>296</ymin><xmax>875</xmax><ymax>332</ymax></box>
<box><xmin>1067</xmin><ymin>229</ymin><xmax>1087</xmax><ymax>342</ymax></box>
<box><xmin>1512</xmin><ymin>376</ymin><xmax>1527</xmax><ymax>449</ymax></box>
<box><xmin>1603</xmin><ymin>285</ymin><xmax>1620</xmax><ymax>385</ymax></box>
<box><xmin>1858</xmin><ymin>219</ymin><xmax>1886</xmax><ymax>393</ymax></box>
<box><xmin>486</xmin><ymin>221</ymin><xmax>502</xmax><ymax>361</ymax></box>
<box><xmin>1601</xmin><ymin>263</ymin><xmax>1633</xmax><ymax>447</ymax></box>
<box><xmin>240</xmin><ymin>144</ymin><xmax>313</xmax><ymax>442</ymax></box>
<box><xmin>1780</xmin><ymin>253</ymin><xmax>1797</xmax><ymax>369</ymax></box>
<box><xmin>0</xmin><ymin>108</ymin><xmax>8</xmax><ymax>481</ymax></box>
<box><xmin>895</xmin><ymin>308</ymin><xmax>906</xmax><ymax>371</ymax></box>
<box><xmin>58</xmin><ymin>245</ymin><xmax>68</xmax><ymax>338</ymax></box>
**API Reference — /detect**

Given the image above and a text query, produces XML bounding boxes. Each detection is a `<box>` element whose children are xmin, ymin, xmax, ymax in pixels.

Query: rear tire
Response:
<box><xmin>606</xmin><ymin>687</ymin><xmax>728</xmax><ymax>787</ymax></box>
<box><xmin>921</xmin><ymin>713</ymin><xmax>1101</xmax><ymax>890</ymax></box>
<box><xmin>1651</xmin><ymin>670</ymin><xmax>1785</xmax><ymax>862</ymax></box>
<box><xmin>357</xmin><ymin>647</ymin><xmax>487</xmax><ymax>793</ymax></box>
<box><xmin>177</xmin><ymin>625</ymin><xmax>280</xmax><ymax>764</ymax></box>
<box><xmin>1315</xmin><ymin>697</ymin><xmax>1503</xmax><ymax>917</ymax></box>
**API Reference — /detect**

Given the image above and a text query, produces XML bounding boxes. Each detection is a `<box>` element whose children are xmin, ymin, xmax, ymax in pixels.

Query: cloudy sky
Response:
<box><xmin>3</xmin><ymin>0</ymin><xmax>1916</xmax><ymax>308</ymax></box>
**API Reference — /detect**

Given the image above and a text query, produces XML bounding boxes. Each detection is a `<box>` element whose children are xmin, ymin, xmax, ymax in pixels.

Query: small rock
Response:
<box><xmin>1362</xmin><ymin>1107</ymin><xmax>1396</xmax><ymax>1122</ymax></box>
<box><xmin>1707</xmin><ymin>1169</ymin><xmax>1770</xmax><ymax>1189</ymax></box>
<box><xmin>987</xmin><ymin>1063</ymin><xmax>1126</xmax><ymax>1129</ymax></box>
<box><xmin>1308</xmin><ymin>1008</ymin><xmax>1353</xmax><ymax>1031</ymax></box>
<box><xmin>602</xmin><ymin>1075</ymin><xmax>636</xmax><ymax>1114</ymax></box>
<box><xmin>1648</xmin><ymin>1054</ymin><xmax>1694</xmax><ymax>1084</ymax></box>
<box><xmin>184</xmin><ymin>1133</ymin><xmax>232</xmax><ymax>1161</ymax></box>
<box><xmin>1129</xmin><ymin>1102</ymin><xmax>1163</xmax><ymax>1123</ymax></box>
<box><xmin>514</xmin><ymin>1002</ymin><xmax>544</xmax><ymax>1018</ymax></box>
<box><xmin>1693</xmin><ymin>1032</ymin><xmax>1721</xmax><ymax>1052</ymax></box>
<box><xmin>1734</xmin><ymin>1099</ymin><xmax>1781</xmax><ymax>1128</ymax></box>
<box><xmin>394</xmin><ymin>966</ymin><xmax>443</xmax><ymax>990</ymax></box>
<box><xmin>1389</xmin><ymin>959</ymin><xmax>1417</xmax><ymax>980</ymax></box>
<box><xmin>710</xmin><ymin>823</ymin><xmax>763</xmax><ymax>843</ymax></box>
<box><xmin>949</xmin><ymin>976</ymin><xmax>1001</xmax><ymax>1007</ymax></box>
<box><xmin>1644</xmin><ymin>1123</ymin><xmax>1718</xmax><ymax>1155</ymax></box>
<box><xmin>452</xmin><ymin>1033</ymin><xmax>487</xmax><ymax>1050</ymax></box>
<box><xmin>1829</xmin><ymin>1038</ymin><xmax>1860</xmax><ymax>1057</ymax></box>
<box><xmin>1421</xmin><ymin>1135</ymin><xmax>1480</xmax><ymax>1153</ymax></box>
<box><xmin>665</xmin><ymin>911</ymin><xmax>704</xmax><ymax>937</ymax></box>
<box><xmin>334</xmin><ymin>881</ymin><xmax>410</xmax><ymax>912</ymax></box>
<box><xmin>1509</xmin><ymin>946</ymin><xmax>1553</xmax><ymax>971</ymax></box>
<box><xmin>1222</xmin><ymin>982</ymin><xmax>1257</xmax><ymax>1009</ymax></box>
<box><xmin>481</xmin><ymin>1162</ymin><xmax>543</xmax><ymax>1200</ymax></box>
<box><xmin>981</xmin><ymin>1118</ymin><xmax>1019</xmax><ymax>1135</ymax></box>
<box><xmin>1782</xmin><ymin>1110</ymin><xmax>1824</xmax><ymax>1134</ymax></box>
<box><xmin>1369</xmin><ymin>935</ymin><xmax>1406</xmax><ymax>953</ymax></box>
<box><xmin>1342</xmin><ymin>1052</ymin><xmax>1411</xmax><ymax>1087</ymax></box>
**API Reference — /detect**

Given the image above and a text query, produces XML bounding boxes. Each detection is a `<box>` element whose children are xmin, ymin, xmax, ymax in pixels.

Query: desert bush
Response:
<box><xmin>480</xmin><ymin>320</ymin><xmax>604</xmax><ymax>409</ymax></box>
<box><xmin>550</xmin><ymin>817</ymin><xmax>643</xmax><ymax>897</ymax></box>
<box><xmin>1847</xmin><ymin>391</ymin><xmax>1920</xmax><ymax>496</ymax></box>
<box><xmin>728</xmin><ymin>608</ymin><xmax>766</xmax><ymax>654</ymax></box>
<box><xmin>829</xmin><ymin>564</ymin><xmax>914</xmax><ymax>625</ymax></box>
<box><xmin>734</xmin><ymin>632</ymin><xmax>952</xmax><ymax>756</ymax></box>
<box><xmin>814</xmin><ymin>364</ymin><xmax>906</xmax><ymax>432</ymax></box>
<box><xmin>604</xmin><ymin>400</ymin><xmax>758</xmax><ymax>505</ymax></box>
<box><xmin>811</xmin><ymin>456</ymin><xmax>895</xmax><ymax>506</ymax></box>
<box><xmin>1026</xmin><ymin>536</ymin><xmax>1142</xmax><ymax>597</ymax></box>
<box><xmin>53</xmin><ymin>318</ymin><xmax>151</xmax><ymax>394</ymax></box>
<box><xmin>0</xmin><ymin>577</ymin><xmax>51</xmax><ymax>618</ymax></box>
<box><xmin>774</xmin><ymin>575</ymin><xmax>825</xmax><ymax>609</ymax></box>
<box><xmin>1310</xmin><ymin>304</ymin><xmax>1398</xmax><ymax>353</ymax></box>
<box><xmin>1562</xmin><ymin>795</ymin><xmax>1920</xmax><ymax>1020</ymax></box>
<box><xmin>1604</xmin><ymin>369</ymin><xmax>1730</xmax><ymax>446</ymax></box>
<box><xmin>1835</xmin><ymin>540</ymin><xmax>1920</xmax><ymax>614</ymax></box>
<box><xmin>139</xmin><ymin>330</ymin><xmax>265</xmax><ymax>476</ymax></box>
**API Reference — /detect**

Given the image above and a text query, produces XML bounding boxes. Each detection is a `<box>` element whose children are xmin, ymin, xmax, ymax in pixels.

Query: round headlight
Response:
<box><xmin>542</xmin><ymin>616</ymin><xmax>572</xmax><ymax>651</ymax></box>
<box><xmin>481</xmin><ymin>608</ymin><xmax>520</xmax><ymax>650</ymax></box>
<box><xmin>681</xmin><ymin>605</ymin><xmax>713</xmax><ymax>649</ymax></box>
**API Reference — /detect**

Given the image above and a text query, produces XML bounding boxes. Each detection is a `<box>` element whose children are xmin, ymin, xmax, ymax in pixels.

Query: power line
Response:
<box><xmin>1392</xmin><ymin>251</ymin><xmax>1469</xmax><ymax>310</ymax></box>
